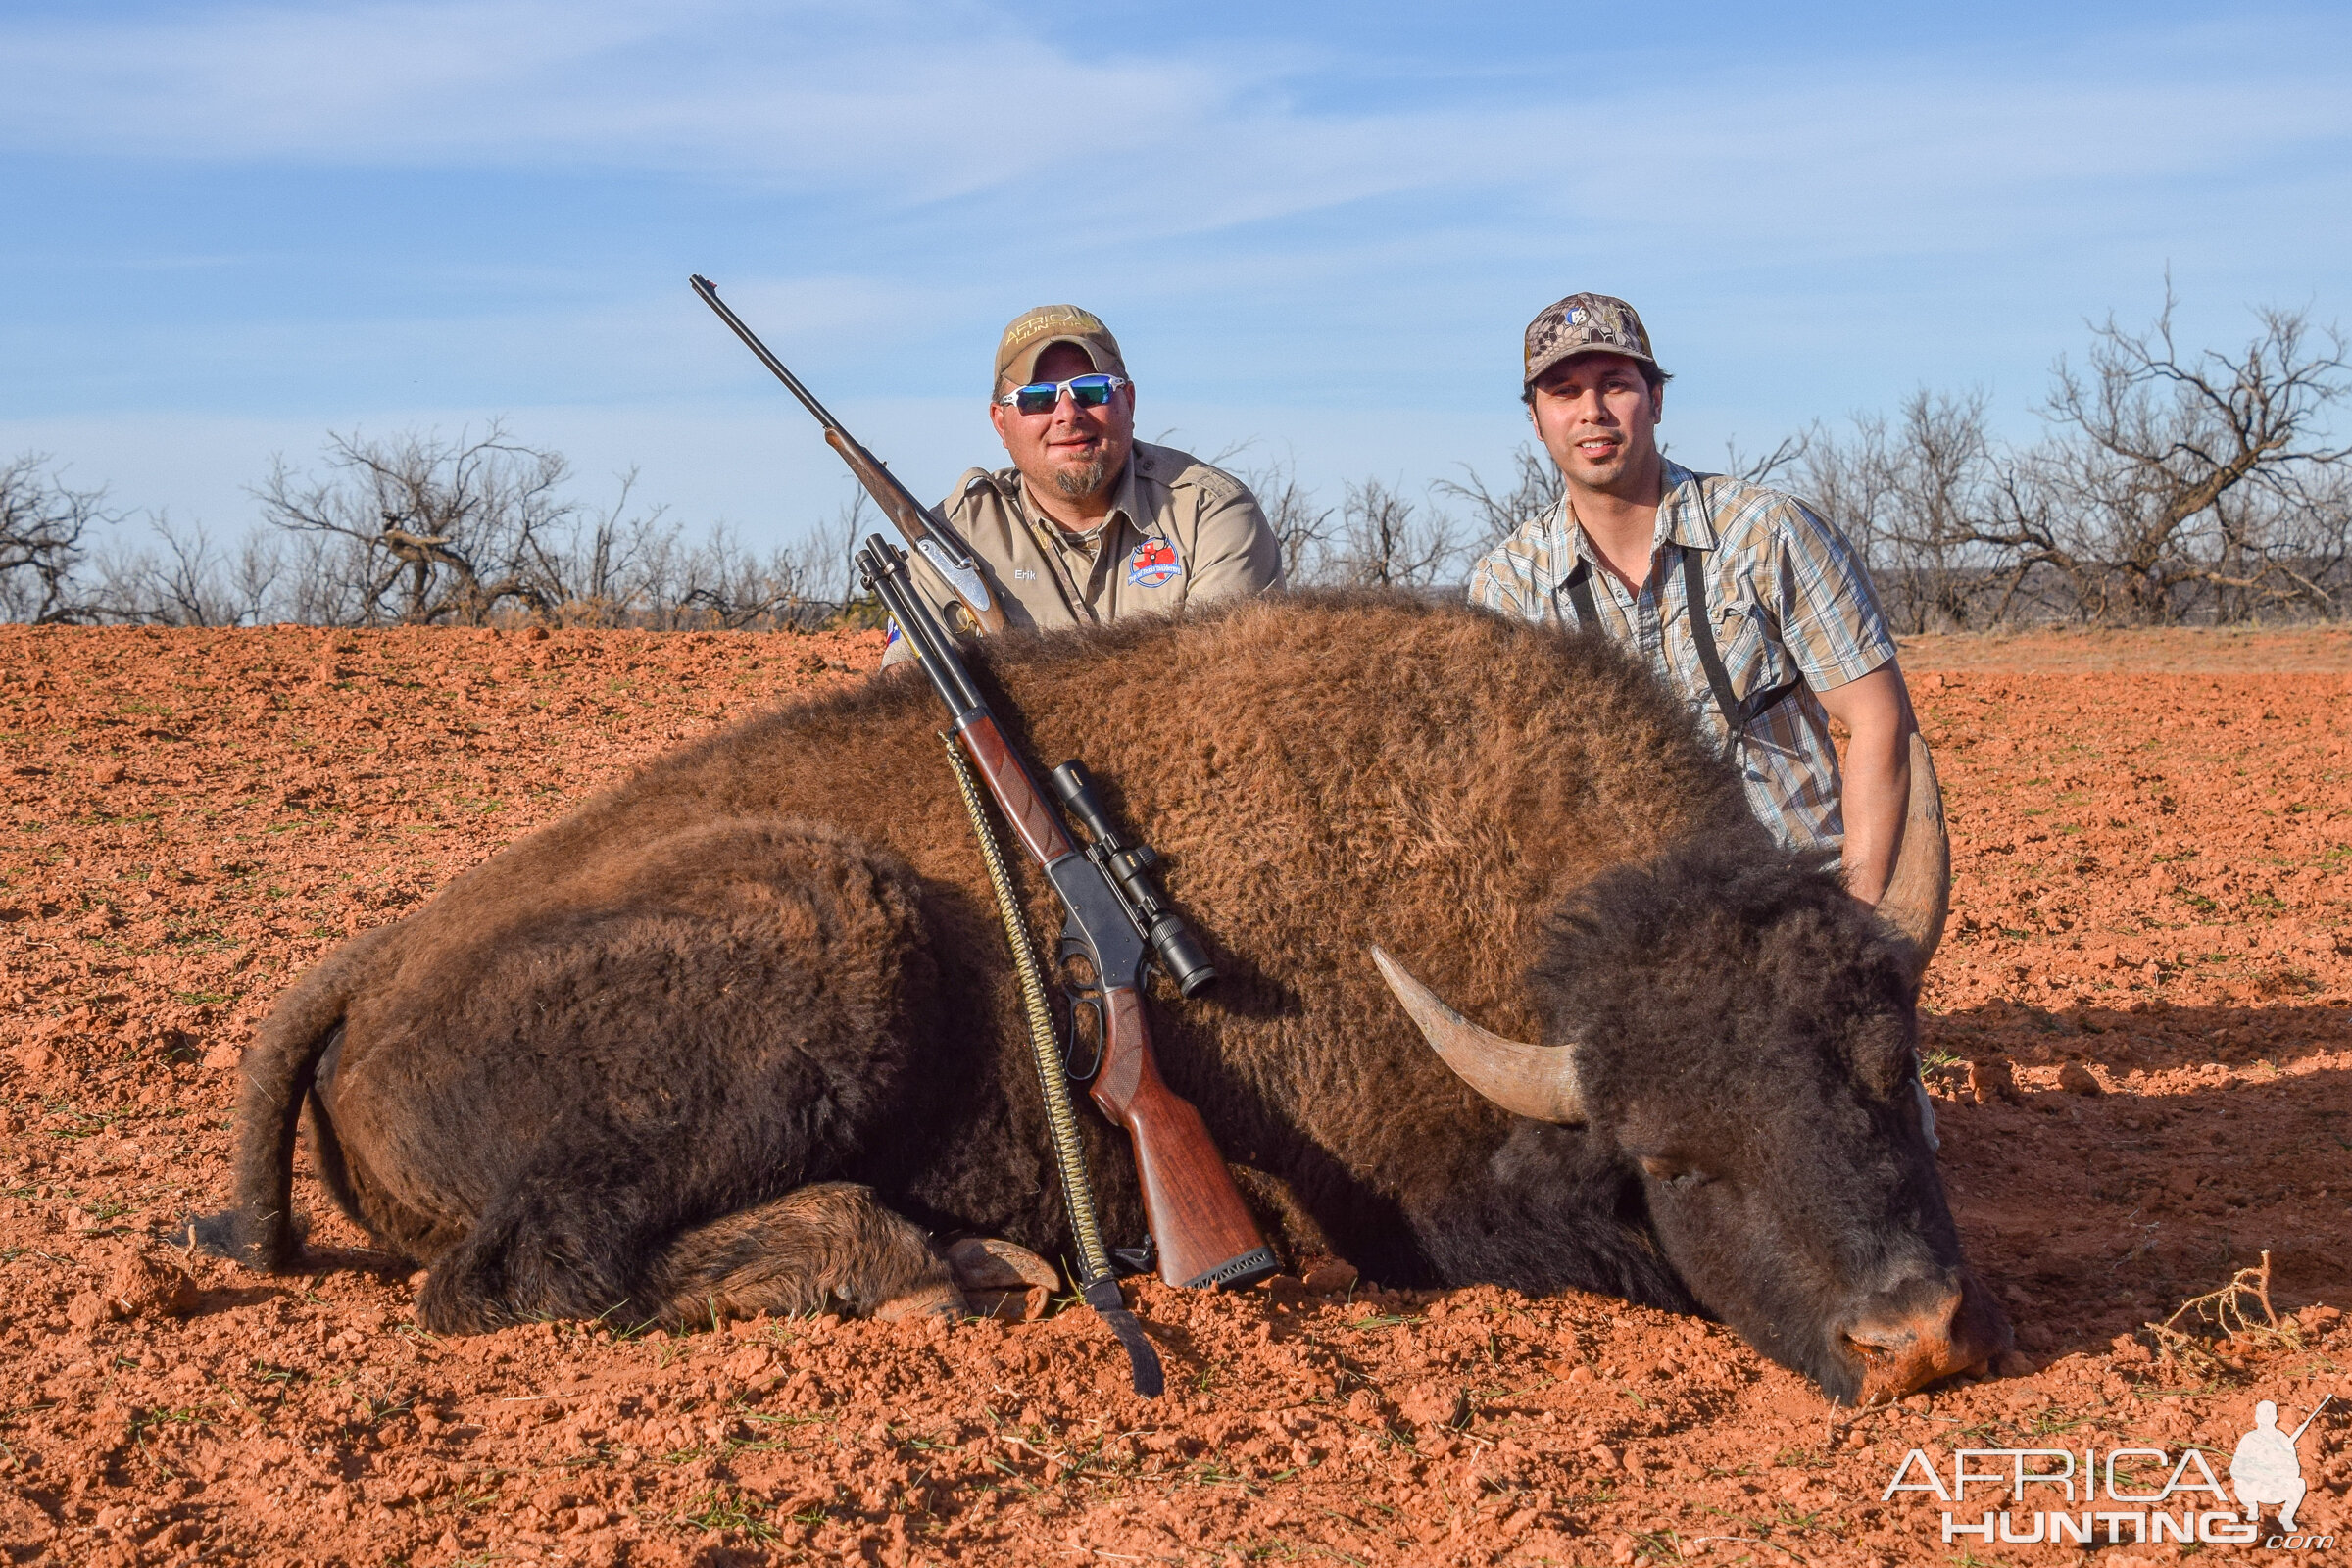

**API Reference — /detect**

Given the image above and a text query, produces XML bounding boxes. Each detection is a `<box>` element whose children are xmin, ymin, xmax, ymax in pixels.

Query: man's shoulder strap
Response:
<box><xmin>946</xmin><ymin>466</ymin><xmax>1018</xmax><ymax>511</ymax></box>
<box><xmin>1679</xmin><ymin>522</ymin><xmax>1801</xmax><ymax>752</ymax></box>
<box><xmin>1132</xmin><ymin>441</ymin><xmax>1243</xmax><ymax>505</ymax></box>
<box><xmin>1561</xmin><ymin>557</ymin><xmax>1600</xmax><ymax>627</ymax></box>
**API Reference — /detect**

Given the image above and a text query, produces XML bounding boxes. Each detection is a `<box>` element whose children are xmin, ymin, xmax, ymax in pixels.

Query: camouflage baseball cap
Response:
<box><xmin>1522</xmin><ymin>293</ymin><xmax>1658</xmax><ymax>390</ymax></box>
<box><xmin>994</xmin><ymin>305</ymin><xmax>1127</xmax><ymax>393</ymax></box>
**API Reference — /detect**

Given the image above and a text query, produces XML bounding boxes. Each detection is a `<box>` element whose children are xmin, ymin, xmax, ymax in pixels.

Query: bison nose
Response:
<box><xmin>1838</xmin><ymin>1279</ymin><xmax>1985</xmax><ymax>1404</ymax></box>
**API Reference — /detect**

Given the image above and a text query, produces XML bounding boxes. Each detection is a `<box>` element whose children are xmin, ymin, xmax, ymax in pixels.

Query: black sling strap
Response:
<box><xmin>1681</xmin><ymin>544</ymin><xmax>1802</xmax><ymax>746</ymax></box>
<box><xmin>1560</xmin><ymin>478</ymin><xmax>1802</xmax><ymax>756</ymax></box>
<box><xmin>1561</xmin><ymin>556</ymin><xmax>1601</xmax><ymax>628</ymax></box>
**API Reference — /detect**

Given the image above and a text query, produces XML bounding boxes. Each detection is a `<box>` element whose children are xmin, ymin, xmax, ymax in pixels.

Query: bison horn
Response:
<box><xmin>1368</xmin><ymin>946</ymin><xmax>1585</xmax><ymax>1124</ymax></box>
<box><xmin>1876</xmin><ymin>731</ymin><xmax>1952</xmax><ymax>983</ymax></box>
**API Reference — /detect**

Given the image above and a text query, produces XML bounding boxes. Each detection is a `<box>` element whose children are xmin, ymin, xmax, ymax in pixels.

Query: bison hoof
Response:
<box><xmin>872</xmin><ymin>1280</ymin><xmax>966</xmax><ymax>1323</ymax></box>
<box><xmin>941</xmin><ymin>1237</ymin><xmax>1060</xmax><ymax>1324</ymax></box>
<box><xmin>943</xmin><ymin>1237</ymin><xmax>1062</xmax><ymax>1295</ymax></box>
<box><xmin>185</xmin><ymin>1208</ymin><xmax>291</xmax><ymax>1272</ymax></box>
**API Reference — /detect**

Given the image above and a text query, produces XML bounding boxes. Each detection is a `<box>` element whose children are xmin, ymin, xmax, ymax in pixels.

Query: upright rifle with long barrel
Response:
<box><xmin>689</xmin><ymin>273</ymin><xmax>1005</xmax><ymax>635</ymax></box>
<box><xmin>856</xmin><ymin>534</ymin><xmax>1278</xmax><ymax>1395</ymax></box>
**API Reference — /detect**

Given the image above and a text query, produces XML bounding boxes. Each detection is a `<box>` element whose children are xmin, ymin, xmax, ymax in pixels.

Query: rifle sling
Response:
<box><xmin>939</xmin><ymin>732</ymin><xmax>1164</xmax><ymax>1398</ymax></box>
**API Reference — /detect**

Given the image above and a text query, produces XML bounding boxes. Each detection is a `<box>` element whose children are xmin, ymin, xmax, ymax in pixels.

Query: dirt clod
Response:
<box><xmin>1963</xmin><ymin>1054</ymin><xmax>2017</xmax><ymax>1102</ymax></box>
<box><xmin>1398</xmin><ymin>1382</ymin><xmax>1470</xmax><ymax>1430</ymax></box>
<box><xmin>1301</xmin><ymin>1258</ymin><xmax>1359</xmax><ymax>1294</ymax></box>
<box><xmin>2056</xmin><ymin>1060</ymin><xmax>2105</xmax><ymax>1095</ymax></box>
<box><xmin>101</xmin><ymin>1244</ymin><xmax>203</xmax><ymax>1320</ymax></box>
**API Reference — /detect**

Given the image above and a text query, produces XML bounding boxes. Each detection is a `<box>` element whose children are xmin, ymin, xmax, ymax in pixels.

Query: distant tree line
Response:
<box><xmin>5</xmin><ymin>290</ymin><xmax>2346</xmax><ymax>631</ymax></box>
<box><xmin>0</xmin><ymin>422</ymin><xmax>868</xmax><ymax>632</ymax></box>
<box><xmin>1799</xmin><ymin>289</ymin><xmax>2352</xmax><ymax>630</ymax></box>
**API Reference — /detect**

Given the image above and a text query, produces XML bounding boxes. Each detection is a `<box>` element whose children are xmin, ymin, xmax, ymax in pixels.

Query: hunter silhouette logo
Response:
<box><xmin>2233</xmin><ymin>1396</ymin><xmax>2329</xmax><ymax>1534</ymax></box>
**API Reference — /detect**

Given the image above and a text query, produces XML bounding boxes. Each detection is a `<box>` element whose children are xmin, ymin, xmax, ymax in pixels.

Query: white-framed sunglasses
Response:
<box><xmin>996</xmin><ymin>372</ymin><xmax>1130</xmax><ymax>416</ymax></box>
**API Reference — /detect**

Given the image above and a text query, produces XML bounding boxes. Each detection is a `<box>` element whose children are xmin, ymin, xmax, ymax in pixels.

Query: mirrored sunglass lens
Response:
<box><xmin>1013</xmin><ymin>384</ymin><xmax>1059</xmax><ymax>415</ymax></box>
<box><xmin>1067</xmin><ymin>374</ymin><xmax>1118</xmax><ymax>407</ymax></box>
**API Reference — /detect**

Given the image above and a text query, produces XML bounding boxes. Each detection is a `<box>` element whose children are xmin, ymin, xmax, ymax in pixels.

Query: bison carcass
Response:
<box><xmin>196</xmin><ymin>592</ymin><xmax>2009</xmax><ymax>1403</ymax></box>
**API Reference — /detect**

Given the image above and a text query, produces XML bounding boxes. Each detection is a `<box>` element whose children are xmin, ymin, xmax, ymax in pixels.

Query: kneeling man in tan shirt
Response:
<box><xmin>887</xmin><ymin>305</ymin><xmax>1282</xmax><ymax>662</ymax></box>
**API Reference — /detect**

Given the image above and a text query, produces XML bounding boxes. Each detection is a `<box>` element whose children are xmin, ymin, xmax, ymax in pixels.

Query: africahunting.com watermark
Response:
<box><xmin>1881</xmin><ymin>1396</ymin><xmax>2334</xmax><ymax>1550</ymax></box>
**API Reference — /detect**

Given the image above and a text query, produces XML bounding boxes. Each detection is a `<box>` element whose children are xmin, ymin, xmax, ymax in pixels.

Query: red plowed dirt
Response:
<box><xmin>2</xmin><ymin>623</ymin><xmax>2346</xmax><ymax>1566</ymax></box>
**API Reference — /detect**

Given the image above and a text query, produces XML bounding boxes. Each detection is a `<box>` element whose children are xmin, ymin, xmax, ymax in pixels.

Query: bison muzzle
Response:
<box><xmin>195</xmin><ymin>591</ymin><xmax>2010</xmax><ymax>1404</ymax></box>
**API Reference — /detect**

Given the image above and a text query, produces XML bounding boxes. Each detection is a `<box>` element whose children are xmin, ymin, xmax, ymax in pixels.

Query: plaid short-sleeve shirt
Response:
<box><xmin>1467</xmin><ymin>460</ymin><xmax>1897</xmax><ymax>855</ymax></box>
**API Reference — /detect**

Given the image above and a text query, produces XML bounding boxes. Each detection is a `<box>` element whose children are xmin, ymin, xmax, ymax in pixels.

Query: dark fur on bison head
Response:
<box><xmin>1522</xmin><ymin>839</ymin><xmax>2006</xmax><ymax>1403</ymax></box>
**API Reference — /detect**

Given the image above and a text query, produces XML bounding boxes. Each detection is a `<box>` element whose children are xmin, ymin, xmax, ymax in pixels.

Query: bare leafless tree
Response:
<box><xmin>657</xmin><ymin>525</ymin><xmax>810</xmax><ymax>630</ymax></box>
<box><xmin>0</xmin><ymin>453</ymin><xmax>114</xmax><ymax>623</ymax></box>
<box><xmin>252</xmin><ymin>423</ymin><xmax>577</xmax><ymax>625</ymax></box>
<box><xmin>802</xmin><ymin>490</ymin><xmax>872</xmax><ymax>609</ymax></box>
<box><xmin>523</xmin><ymin>468</ymin><xmax>679</xmax><ymax>617</ymax></box>
<box><xmin>1720</xmin><ymin>430</ymin><xmax>1812</xmax><ymax>487</ymax></box>
<box><xmin>1330</xmin><ymin>477</ymin><xmax>1461</xmax><ymax>589</ymax></box>
<box><xmin>1436</xmin><ymin>443</ymin><xmax>1562</xmax><ymax>560</ymax></box>
<box><xmin>1960</xmin><ymin>290</ymin><xmax>2352</xmax><ymax>623</ymax></box>
<box><xmin>1233</xmin><ymin>455</ymin><xmax>1338</xmax><ymax>585</ymax></box>
<box><xmin>91</xmin><ymin>516</ymin><xmax>285</xmax><ymax>627</ymax></box>
<box><xmin>1804</xmin><ymin>391</ymin><xmax>2020</xmax><ymax>631</ymax></box>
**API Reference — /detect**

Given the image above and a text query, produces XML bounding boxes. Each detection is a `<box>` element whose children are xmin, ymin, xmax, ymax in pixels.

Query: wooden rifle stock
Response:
<box><xmin>1089</xmin><ymin>987</ymin><xmax>1277</xmax><ymax>1289</ymax></box>
<box><xmin>952</xmin><ymin>714</ymin><xmax>1071</xmax><ymax>863</ymax></box>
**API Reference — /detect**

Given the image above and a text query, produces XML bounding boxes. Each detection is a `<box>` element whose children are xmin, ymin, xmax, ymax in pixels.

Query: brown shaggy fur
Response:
<box><xmin>197</xmin><ymin>591</ymin><xmax>1996</xmax><ymax>1394</ymax></box>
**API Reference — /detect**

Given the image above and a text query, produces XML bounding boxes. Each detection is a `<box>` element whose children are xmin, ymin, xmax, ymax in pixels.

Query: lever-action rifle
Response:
<box><xmin>856</xmin><ymin>535</ymin><xmax>1278</xmax><ymax>1305</ymax></box>
<box><xmin>690</xmin><ymin>273</ymin><xmax>1005</xmax><ymax>635</ymax></box>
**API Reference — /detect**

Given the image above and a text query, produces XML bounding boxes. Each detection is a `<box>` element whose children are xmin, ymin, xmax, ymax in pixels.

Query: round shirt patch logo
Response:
<box><xmin>1127</xmin><ymin>536</ymin><xmax>1181</xmax><ymax>588</ymax></box>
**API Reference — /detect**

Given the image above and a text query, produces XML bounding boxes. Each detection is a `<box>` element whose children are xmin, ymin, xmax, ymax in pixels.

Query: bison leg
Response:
<box><xmin>634</xmin><ymin>1183</ymin><xmax>961</xmax><ymax>1329</ymax></box>
<box><xmin>416</xmin><ymin>1179</ymin><xmax>960</xmax><ymax>1333</ymax></box>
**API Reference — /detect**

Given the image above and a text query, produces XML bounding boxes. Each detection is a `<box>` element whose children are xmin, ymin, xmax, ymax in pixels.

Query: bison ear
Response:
<box><xmin>1368</xmin><ymin>946</ymin><xmax>1586</xmax><ymax>1124</ymax></box>
<box><xmin>1875</xmin><ymin>731</ymin><xmax>1950</xmax><ymax>986</ymax></box>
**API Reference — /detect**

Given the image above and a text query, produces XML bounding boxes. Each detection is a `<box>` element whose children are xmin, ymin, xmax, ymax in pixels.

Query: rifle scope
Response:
<box><xmin>1048</xmin><ymin>760</ymin><xmax>1217</xmax><ymax>998</ymax></box>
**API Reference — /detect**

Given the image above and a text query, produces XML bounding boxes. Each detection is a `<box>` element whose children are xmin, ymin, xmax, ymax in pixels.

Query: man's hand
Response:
<box><xmin>1815</xmin><ymin>662</ymin><xmax>1915</xmax><ymax>907</ymax></box>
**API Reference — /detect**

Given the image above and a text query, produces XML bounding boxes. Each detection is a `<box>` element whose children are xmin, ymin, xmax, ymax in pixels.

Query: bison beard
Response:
<box><xmin>194</xmin><ymin>591</ymin><xmax>2009</xmax><ymax>1403</ymax></box>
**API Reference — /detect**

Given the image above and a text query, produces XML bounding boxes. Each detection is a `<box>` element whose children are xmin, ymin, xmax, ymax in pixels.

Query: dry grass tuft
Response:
<box><xmin>2144</xmin><ymin>1249</ymin><xmax>2305</xmax><ymax>1371</ymax></box>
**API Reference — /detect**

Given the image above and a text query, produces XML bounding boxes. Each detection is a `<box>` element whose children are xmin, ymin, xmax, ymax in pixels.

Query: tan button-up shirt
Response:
<box><xmin>884</xmin><ymin>440</ymin><xmax>1282</xmax><ymax>664</ymax></box>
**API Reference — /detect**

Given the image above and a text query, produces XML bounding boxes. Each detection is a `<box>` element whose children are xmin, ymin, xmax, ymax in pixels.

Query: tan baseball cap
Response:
<box><xmin>995</xmin><ymin>305</ymin><xmax>1127</xmax><ymax>393</ymax></box>
<box><xmin>1523</xmin><ymin>292</ymin><xmax>1660</xmax><ymax>390</ymax></box>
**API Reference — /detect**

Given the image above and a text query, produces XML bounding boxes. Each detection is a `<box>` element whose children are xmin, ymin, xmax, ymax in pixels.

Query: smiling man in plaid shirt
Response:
<box><xmin>1469</xmin><ymin>293</ymin><xmax>1920</xmax><ymax>907</ymax></box>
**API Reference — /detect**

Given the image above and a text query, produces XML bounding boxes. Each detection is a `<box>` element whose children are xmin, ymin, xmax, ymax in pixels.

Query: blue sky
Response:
<box><xmin>4</xmin><ymin>1</ymin><xmax>2349</xmax><ymax>549</ymax></box>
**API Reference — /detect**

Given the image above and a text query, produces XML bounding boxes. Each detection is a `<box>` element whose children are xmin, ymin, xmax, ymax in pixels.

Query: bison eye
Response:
<box><xmin>1638</xmin><ymin>1156</ymin><xmax>1711</xmax><ymax>1190</ymax></box>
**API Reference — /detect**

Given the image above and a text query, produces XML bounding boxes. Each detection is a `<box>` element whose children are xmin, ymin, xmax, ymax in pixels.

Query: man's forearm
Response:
<box><xmin>1814</xmin><ymin>663</ymin><xmax>1916</xmax><ymax>906</ymax></box>
<box><xmin>1838</xmin><ymin>717</ymin><xmax>1910</xmax><ymax>906</ymax></box>
<box><xmin>1181</xmin><ymin>498</ymin><xmax>1286</xmax><ymax>603</ymax></box>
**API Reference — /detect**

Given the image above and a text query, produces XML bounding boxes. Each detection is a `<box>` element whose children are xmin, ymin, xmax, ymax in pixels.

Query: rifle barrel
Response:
<box><xmin>689</xmin><ymin>274</ymin><xmax>846</xmax><ymax>434</ymax></box>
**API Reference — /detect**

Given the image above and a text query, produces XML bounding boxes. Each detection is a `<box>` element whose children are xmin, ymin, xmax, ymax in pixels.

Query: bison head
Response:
<box><xmin>1374</xmin><ymin>740</ymin><xmax>2010</xmax><ymax>1404</ymax></box>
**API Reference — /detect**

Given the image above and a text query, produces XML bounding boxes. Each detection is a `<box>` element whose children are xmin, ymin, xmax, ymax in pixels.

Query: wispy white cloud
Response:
<box><xmin>6</xmin><ymin>0</ymin><xmax>2345</xmax><ymax>261</ymax></box>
